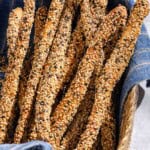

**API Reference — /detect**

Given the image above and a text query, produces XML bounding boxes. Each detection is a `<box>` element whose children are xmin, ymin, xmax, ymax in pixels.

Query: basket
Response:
<box><xmin>118</xmin><ymin>85</ymin><xmax>139</xmax><ymax>150</ymax></box>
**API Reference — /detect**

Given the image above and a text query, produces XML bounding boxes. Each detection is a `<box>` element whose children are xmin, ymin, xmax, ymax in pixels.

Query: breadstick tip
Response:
<box><xmin>13</xmin><ymin>7</ymin><xmax>23</xmax><ymax>19</ymax></box>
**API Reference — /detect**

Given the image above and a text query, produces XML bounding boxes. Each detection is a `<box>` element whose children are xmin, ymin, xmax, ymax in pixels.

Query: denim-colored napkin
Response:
<box><xmin>119</xmin><ymin>0</ymin><xmax>150</xmax><ymax>119</ymax></box>
<box><xmin>0</xmin><ymin>141</ymin><xmax>53</xmax><ymax>150</ymax></box>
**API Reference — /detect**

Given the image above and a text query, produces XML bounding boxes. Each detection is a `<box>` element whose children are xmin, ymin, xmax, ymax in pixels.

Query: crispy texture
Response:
<box><xmin>60</xmin><ymin>73</ymin><xmax>95</xmax><ymax>150</ymax></box>
<box><xmin>7</xmin><ymin>10</ymin><xmax>22</xmax><ymax>139</ymax></box>
<box><xmin>4</xmin><ymin>8</ymin><xmax>23</xmax><ymax>142</ymax></box>
<box><xmin>50</xmin><ymin>5</ymin><xmax>127</xmax><ymax>148</ymax></box>
<box><xmin>34</xmin><ymin>6</ymin><xmax>48</xmax><ymax>44</ymax></box>
<box><xmin>62</xmin><ymin>0</ymin><xmax>108</xmax><ymax>86</ymax></box>
<box><xmin>61</xmin><ymin>0</ymin><xmax>108</xmax><ymax>149</ymax></box>
<box><xmin>0</xmin><ymin>0</ymin><xmax>35</xmax><ymax>143</ymax></box>
<box><xmin>18</xmin><ymin>6</ymin><xmax>48</xmax><ymax>107</ymax></box>
<box><xmin>80</xmin><ymin>0</ymin><xmax>107</xmax><ymax>44</ymax></box>
<box><xmin>77</xmin><ymin>0</ymin><xmax>149</xmax><ymax>149</ymax></box>
<box><xmin>19</xmin><ymin>6</ymin><xmax>48</xmax><ymax>141</ymax></box>
<box><xmin>14</xmin><ymin>0</ymin><xmax>66</xmax><ymax>143</ymax></box>
<box><xmin>30</xmin><ymin>4</ymin><xmax>74</xmax><ymax>142</ymax></box>
<box><xmin>7</xmin><ymin>8</ymin><xmax>23</xmax><ymax>61</ymax></box>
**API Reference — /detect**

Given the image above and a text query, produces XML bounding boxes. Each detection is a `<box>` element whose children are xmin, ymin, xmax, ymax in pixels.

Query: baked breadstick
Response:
<box><xmin>61</xmin><ymin>1</ymin><xmax>108</xmax><ymax>148</ymax></box>
<box><xmin>50</xmin><ymin>6</ymin><xmax>127</xmax><ymax>148</ymax></box>
<box><xmin>61</xmin><ymin>74</ymin><xmax>95</xmax><ymax>150</ymax></box>
<box><xmin>6</xmin><ymin>8</ymin><xmax>23</xmax><ymax>141</ymax></box>
<box><xmin>18</xmin><ymin>6</ymin><xmax>48</xmax><ymax>142</ymax></box>
<box><xmin>7</xmin><ymin>8</ymin><xmax>23</xmax><ymax>62</ymax></box>
<box><xmin>30</xmin><ymin>4</ymin><xmax>74</xmax><ymax>142</ymax></box>
<box><xmin>0</xmin><ymin>0</ymin><xmax>35</xmax><ymax>143</ymax></box>
<box><xmin>80</xmin><ymin>0</ymin><xmax>107</xmax><ymax>44</ymax></box>
<box><xmin>61</xmin><ymin>0</ymin><xmax>107</xmax><ymax>86</ymax></box>
<box><xmin>18</xmin><ymin>6</ymin><xmax>48</xmax><ymax>106</ymax></box>
<box><xmin>103</xmin><ymin>30</ymin><xmax>121</xmax><ymax>61</ymax></box>
<box><xmin>34</xmin><ymin>6</ymin><xmax>48</xmax><ymax>44</ymax></box>
<box><xmin>77</xmin><ymin>0</ymin><xmax>149</xmax><ymax>149</ymax></box>
<box><xmin>14</xmin><ymin>0</ymin><xmax>66</xmax><ymax>143</ymax></box>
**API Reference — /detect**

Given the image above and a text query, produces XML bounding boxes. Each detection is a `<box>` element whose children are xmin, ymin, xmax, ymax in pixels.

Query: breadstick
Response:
<box><xmin>80</xmin><ymin>0</ymin><xmax>108</xmax><ymax>44</ymax></box>
<box><xmin>29</xmin><ymin>4</ymin><xmax>74</xmax><ymax>142</ymax></box>
<box><xmin>49</xmin><ymin>11</ymin><xmax>86</xmax><ymax>111</ymax></box>
<box><xmin>61</xmin><ymin>0</ymin><xmax>106</xmax><ymax>87</ymax></box>
<box><xmin>7</xmin><ymin>8</ymin><xmax>23</xmax><ymax>62</ymax></box>
<box><xmin>19</xmin><ymin>6</ymin><xmax>48</xmax><ymax>142</ymax></box>
<box><xmin>61</xmin><ymin>1</ymin><xmax>108</xmax><ymax>148</ymax></box>
<box><xmin>7</xmin><ymin>9</ymin><xmax>23</xmax><ymax>141</ymax></box>
<box><xmin>0</xmin><ymin>0</ymin><xmax>35</xmax><ymax>143</ymax></box>
<box><xmin>61</xmin><ymin>74</ymin><xmax>95</xmax><ymax>150</ymax></box>
<box><xmin>18</xmin><ymin>6</ymin><xmax>48</xmax><ymax>106</ymax></box>
<box><xmin>50</xmin><ymin>6</ymin><xmax>127</xmax><ymax>148</ymax></box>
<box><xmin>34</xmin><ymin>6</ymin><xmax>48</xmax><ymax>45</ymax></box>
<box><xmin>77</xmin><ymin>1</ymin><xmax>149</xmax><ymax>149</ymax></box>
<box><xmin>14</xmin><ymin>0</ymin><xmax>66</xmax><ymax>143</ymax></box>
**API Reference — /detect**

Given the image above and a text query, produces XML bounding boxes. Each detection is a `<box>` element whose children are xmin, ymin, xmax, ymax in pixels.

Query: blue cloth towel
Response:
<box><xmin>0</xmin><ymin>0</ymin><xmax>150</xmax><ymax>149</ymax></box>
<box><xmin>0</xmin><ymin>141</ymin><xmax>53</xmax><ymax>150</ymax></box>
<box><xmin>120</xmin><ymin>0</ymin><xmax>150</xmax><ymax>118</ymax></box>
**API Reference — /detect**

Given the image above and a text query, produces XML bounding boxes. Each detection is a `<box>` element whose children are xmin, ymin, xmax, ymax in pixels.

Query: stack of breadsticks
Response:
<box><xmin>0</xmin><ymin>0</ymin><xmax>149</xmax><ymax>149</ymax></box>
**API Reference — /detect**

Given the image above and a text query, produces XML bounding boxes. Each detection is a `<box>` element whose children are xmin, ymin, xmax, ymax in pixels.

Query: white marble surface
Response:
<box><xmin>130</xmin><ymin>81</ymin><xmax>150</xmax><ymax>150</ymax></box>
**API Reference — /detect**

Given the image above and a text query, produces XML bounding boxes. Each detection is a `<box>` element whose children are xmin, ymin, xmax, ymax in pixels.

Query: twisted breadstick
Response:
<box><xmin>50</xmin><ymin>5</ymin><xmax>127</xmax><ymax>148</ymax></box>
<box><xmin>77</xmin><ymin>0</ymin><xmax>149</xmax><ymax>149</ymax></box>
<box><xmin>18</xmin><ymin>6</ymin><xmax>48</xmax><ymax>107</ymax></box>
<box><xmin>0</xmin><ymin>0</ymin><xmax>35</xmax><ymax>143</ymax></box>
<box><xmin>14</xmin><ymin>0</ymin><xmax>66</xmax><ymax>143</ymax></box>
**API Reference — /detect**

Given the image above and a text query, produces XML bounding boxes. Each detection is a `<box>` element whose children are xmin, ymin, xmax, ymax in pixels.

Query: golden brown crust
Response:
<box><xmin>61</xmin><ymin>1</ymin><xmax>108</xmax><ymax>148</ymax></box>
<box><xmin>7</xmin><ymin>7</ymin><xmax>23</xmax><ymax>63</ymax></box>
<box><xmin>31</xmin><ymin>4</ymin><xmax>74</xmax><ymax>142</ymax></box>
<box><xmin>50</xmin><ymin>5</ymin><xmax>127</xmax><ymax>148</ymax></box>
<box><xmin>0</xmin><ymin>0</ymin><xmax>35</xmax><ymax>143</ymax></box>
<box><xmin>14</xmin><ymin>0</ymin><xmax>66</xmax><ymax>143</ymax></box>
<box><xmin>19</xmin><ymin>6</ymin><xmax>48</xmax><ymax>142</ymax></box>
<box><xmin>77</xmin><ymin>1</ymin><xmax>149</xmax><ymax>149</ymax></box>
<box><xmin>80</xmin><ymin>0</ymin><xmax>107</xmax><ymax>44</ymax></box>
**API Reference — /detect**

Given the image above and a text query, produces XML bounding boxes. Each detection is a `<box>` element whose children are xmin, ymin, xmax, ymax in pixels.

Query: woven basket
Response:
<box><xmin>117</xmin><ymin>85</ymin><xmax>139</xmax><ymax>150</ymax></box>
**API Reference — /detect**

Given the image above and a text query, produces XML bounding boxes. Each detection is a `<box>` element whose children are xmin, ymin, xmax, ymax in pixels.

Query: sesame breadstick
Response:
<box><xmin>0</xmin><ymin>0</ymin><xmax>35</xmax><ymax>143</ymax></box>
<box><xmin>7</xmin><ymin>8</ymin><xmax>23</xmax><ymax>62</ymax></box>
<box><xmin>50</xmin><ymin>6</ymin><xmax>127</xmax><ymax>147</ymax></box>
<box><xmin>2</xmin><ymin>8</ymin><xmax>23</xmax><ymax>142</ymax></box>
<box><xmin>61</xmin><ymin>1</ymin><xmax>108</xmax><ymax>148</ymax></box>
<box><xmin>61</xmin><ymin>74</ymin><xmax>95</xmax><ymax>150</ymax></box>
<box><xmin>101</xmin><ymin>1</ymin><xmax>150</xmax><ymax>149</ymax></box>
<box><xmin>19</xmin><ymin>6</ymin><xmax>48</xmax><ymax>142</ymax></box>
<box><xmin>34</xmin><ymin>6</ymin><xmax>48</xmax><ymax>45</ymax></box>
<box><xmin>61</xmin><ymin>56</ymin><xmax>103</xmax><ymax>150</ymax></box>
<box><xmin>61</xmin><ymin>0</ymin><xmax>106</xmax><ymax>86</ymax></box>
<box><xmin>104</xmin><ymin>30</ymin><xmax>121</xmax><ymax>61</ymax></box>
<box><xmin>18</xmin><ymin>6</ymin><xmax>48</xmax><ymax>107</ymax></box>
<box><xmin>14</xmin><ymin>0</ymin><xmax>66</xmax><ymax>143</ymax></box>
<box><xmin>77</xmin><ymin>1</ymin><xmax>149</xmax><ymax>149</ymax></box>
<box><xmin>30</xmin><ymin>4</ymin><xmax>75</xmax><ymax>142</ymax></box>
<box><xmin>80</xmin><ymin>0</ymin><xmax>108</xmax><ymax>45</ymax></box>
